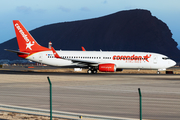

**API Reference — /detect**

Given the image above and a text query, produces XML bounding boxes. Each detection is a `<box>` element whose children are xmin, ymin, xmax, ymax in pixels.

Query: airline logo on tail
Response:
<box><xmin>15</xmin><ymin>23</ymin><xmax>34</xmax><ymax>50</ymax></box>
<box><xmin>26</xmin><ymin>41</ymin><xmax>34</xmax><ymax>50</ymax></box>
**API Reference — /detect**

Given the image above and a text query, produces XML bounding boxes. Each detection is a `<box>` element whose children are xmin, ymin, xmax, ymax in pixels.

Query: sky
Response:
<box><xmin>1</xmin><ymin>0</ymin><xmax>180</xmax><ymax>47</ymax></box>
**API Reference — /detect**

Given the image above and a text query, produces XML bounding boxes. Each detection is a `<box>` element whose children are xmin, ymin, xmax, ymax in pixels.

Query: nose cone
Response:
<box><xmin>170</xmin><ymin>60</ymin><xmax>176</xmax><ymax>67</ymax></box>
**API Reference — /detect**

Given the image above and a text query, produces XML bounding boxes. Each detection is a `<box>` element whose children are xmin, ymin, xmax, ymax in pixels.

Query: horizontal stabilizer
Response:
<box><xmin>4</xmin><ymin>49</ymin><xmax>30</xmax><ymax>54</ymax></box>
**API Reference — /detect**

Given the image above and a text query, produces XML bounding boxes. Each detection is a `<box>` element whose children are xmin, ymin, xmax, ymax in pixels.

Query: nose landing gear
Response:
<box><xmin>157</xmin><ymin>71</ymin><xmax>160</xmax><ymax>74</ymax></box>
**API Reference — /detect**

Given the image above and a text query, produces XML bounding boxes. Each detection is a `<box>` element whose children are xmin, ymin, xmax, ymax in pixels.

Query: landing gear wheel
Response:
<box><xmin>92</xmin><ymin>70</ymin><xmax>97</xmax><ymax>74</ymax></box>
<box><xmin>87</xmin><ymin>69</ymin><xmax>97</xmax><ymax>74</ymax></box>
<box><xmin>87</xmin><ymin>69</ymin><xmax>92</xmax><ymax>74</ymax></box>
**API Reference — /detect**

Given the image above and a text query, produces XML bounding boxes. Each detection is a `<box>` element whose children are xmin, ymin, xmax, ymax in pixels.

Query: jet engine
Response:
<box><xmin>98</xmin><ymin>63</ymin><xmax>116</xmax><ymax>72</ymax></box>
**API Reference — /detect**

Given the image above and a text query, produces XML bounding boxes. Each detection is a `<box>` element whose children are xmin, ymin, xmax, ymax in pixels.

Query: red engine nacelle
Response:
<box><xmin>98</xmin><ymin>64</ymin><xmax>116</xmax><ymax>72</ymax></box>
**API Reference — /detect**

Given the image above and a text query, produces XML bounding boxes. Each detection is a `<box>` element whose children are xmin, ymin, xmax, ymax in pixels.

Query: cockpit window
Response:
<box><xmin>162</xmin><ymin>57</ymin><xmax>170</xmax><ymax>60</ymax></box>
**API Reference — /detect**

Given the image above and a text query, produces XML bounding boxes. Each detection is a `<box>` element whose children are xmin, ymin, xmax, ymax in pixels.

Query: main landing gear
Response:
<box><xmin>87</xmin><ymin>68</ymin><xmax>98</xmax><ymax>74</ymax></box>
<box><xmin>157</xmin><ymin>71</ymin><xmax>160</xmax><ymax>74</ymax></box>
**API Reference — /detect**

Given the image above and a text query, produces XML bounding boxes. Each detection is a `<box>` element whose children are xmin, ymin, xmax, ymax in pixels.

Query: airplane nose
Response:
<box><xmin>171</xmin><ymin>60</ymin><xmax>176</xmax><ymax>66</ymax></box>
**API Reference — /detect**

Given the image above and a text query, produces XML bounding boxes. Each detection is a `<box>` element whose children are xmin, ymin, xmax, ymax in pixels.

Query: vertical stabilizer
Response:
<box><xmin>13</xmin><ymin>20</ymin><xmax>50</xmax><ymax>52</ymax></box>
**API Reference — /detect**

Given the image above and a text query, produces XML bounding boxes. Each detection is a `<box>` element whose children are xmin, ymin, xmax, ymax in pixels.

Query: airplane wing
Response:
<box><xmin>70</xmin><ymin>59</ymin><xmax>99</xmax><ymax>65</ymax></box>
<box><xmin>4</xmin><ymin>49</ymin><xmax>30</xmax><ymax>54</ymax></box>
<box><xmin>51</xmin><ymin>47</ymin><xmax>99</xmax><ymax>65</ymax></box>
<box><xmin>51</xmin><ymin>47</ymin><xmax>61</xmax><ymax>58</ymax></box>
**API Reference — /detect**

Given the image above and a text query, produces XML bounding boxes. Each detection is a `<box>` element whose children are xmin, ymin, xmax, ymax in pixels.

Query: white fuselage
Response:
<box><xmin>26</xmin><ymin>50</ymin><xmax>176</xmax><ymax>70</ymax></box>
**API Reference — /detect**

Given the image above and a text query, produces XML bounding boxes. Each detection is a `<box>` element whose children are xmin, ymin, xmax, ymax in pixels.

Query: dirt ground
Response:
<box><xmin>0</xmin><ymin>111</ymin><xmax>68</xmax><ymax>120</ymax></box>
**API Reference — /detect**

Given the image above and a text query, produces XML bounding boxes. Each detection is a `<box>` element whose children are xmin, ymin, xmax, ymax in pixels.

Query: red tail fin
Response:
<box><xmin>13</xmin><ymin>20</ymin><xmax>50</xmax><ymax>52</ymax></box>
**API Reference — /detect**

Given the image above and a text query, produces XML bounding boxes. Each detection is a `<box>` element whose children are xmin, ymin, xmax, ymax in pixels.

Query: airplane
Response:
<box><xmin>5</xmin><ymin>20</ymin><xmax>176</xmax><ymax>74</ymax></box>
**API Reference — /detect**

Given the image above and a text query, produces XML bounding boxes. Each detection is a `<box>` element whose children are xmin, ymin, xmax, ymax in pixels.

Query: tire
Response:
<box><xmin>157</xmin><ymin>71</ymin><xmax>160</xmax><ymax>74</ymax></box>
<box><xmin>87</xmin><ymin>69</ymin><xmax>92</xmax><ymax>74</ymax></box>
<box><xmin>92</xmin><ymin>70</ymin><xmax>97</xmax><ymax>74</ymax></box>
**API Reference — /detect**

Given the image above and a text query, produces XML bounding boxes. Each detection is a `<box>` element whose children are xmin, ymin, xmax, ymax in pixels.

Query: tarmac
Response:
<box><xmin>0</xmin><ymin>67</ymin><xmax>180</xmax><ymax>120</ymax></box>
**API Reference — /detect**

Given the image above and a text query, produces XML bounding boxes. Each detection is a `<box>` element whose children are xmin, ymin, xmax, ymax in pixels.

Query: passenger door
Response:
<box><xmin>153</xmin><ymin>56</ymin><xmax>158</xmax><ymax>64</ymax></box>
<box><xmin>39</xmin><ymin>53</ymin><xmax>43</xmax><ymax>63</ymax></box>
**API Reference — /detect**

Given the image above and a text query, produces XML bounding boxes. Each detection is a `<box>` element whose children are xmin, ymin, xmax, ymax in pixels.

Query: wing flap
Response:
<box><xmin>70</xmin><ymin>59</ymin><xmax>99</xmax><ymax>65</ymax></box>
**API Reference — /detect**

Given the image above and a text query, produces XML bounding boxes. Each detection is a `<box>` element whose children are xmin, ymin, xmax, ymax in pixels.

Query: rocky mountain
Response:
<box><xmin>1</xmin><ymin>9</ymin><xmax>180</xmax><ymax>61</ymax></box>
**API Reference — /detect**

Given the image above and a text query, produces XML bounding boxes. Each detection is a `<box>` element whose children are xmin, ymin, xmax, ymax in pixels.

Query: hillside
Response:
<box><xmin>1</xmin><ymin>9</ymin><xmax>180</xmax><ymax>61</ymax></box>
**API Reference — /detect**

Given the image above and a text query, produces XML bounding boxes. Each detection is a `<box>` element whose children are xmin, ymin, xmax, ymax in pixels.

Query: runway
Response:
<box><xmin>0</xmin><ymin>70</ymin><xmax>180</xmax><ymax>120</ymax></box>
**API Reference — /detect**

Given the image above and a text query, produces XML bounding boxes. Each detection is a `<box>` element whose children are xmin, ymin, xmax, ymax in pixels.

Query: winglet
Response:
<box><xmin>81</xmin><ymin>46</ymin><xmax>86</xmax><ymax>51</ymax></box>
<box><xmin>51</xmin><ymin>47</ymin><xmax>61</xmax><ymax>58</ymax></box>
